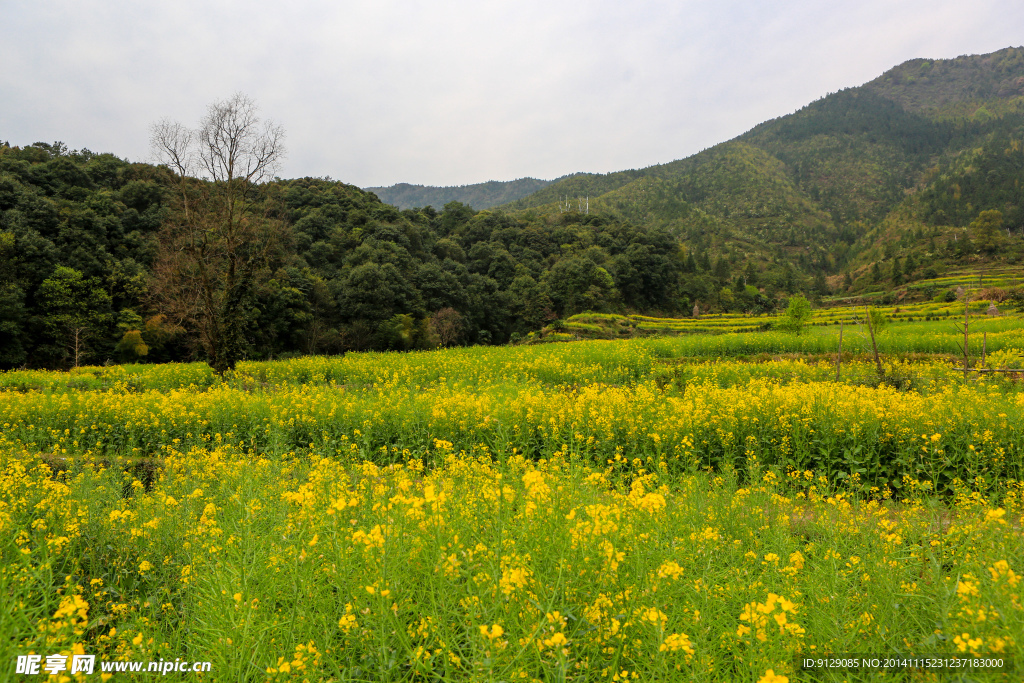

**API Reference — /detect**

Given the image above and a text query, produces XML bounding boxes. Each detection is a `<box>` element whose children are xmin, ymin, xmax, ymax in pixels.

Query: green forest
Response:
<box><xmin>1</xmin><ymin>142</ymin><xmax>755</xmax><ymax>370</ymax></box>
<box><xmin>366</xmin><ymin>177</ymin><xmax>556</xmax><ymax>211</ymax></box>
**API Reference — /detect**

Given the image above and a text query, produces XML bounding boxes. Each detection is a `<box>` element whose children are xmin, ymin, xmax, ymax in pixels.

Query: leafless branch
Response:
<box><xmin>147</xmin><ymin>94</ymin><xmax>286</xmax><ymax>373</ymax></box>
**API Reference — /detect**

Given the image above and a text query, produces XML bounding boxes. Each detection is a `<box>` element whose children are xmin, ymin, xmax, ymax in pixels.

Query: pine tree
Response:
<box><xmin>904</xmin><ymin>253</ymin><xmax>917</xmax><ymax>277</ymax></box>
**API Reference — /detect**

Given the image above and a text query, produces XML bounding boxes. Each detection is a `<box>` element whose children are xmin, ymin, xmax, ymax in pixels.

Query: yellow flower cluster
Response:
<box><xmin>737</xmin><ymin>593</ymin><xmax>805</xmax><ymax>643</ymax></box>
<box><xmin>2</xmin><ymin>344</ymin><xmax>1024</xmax><ymax>680</ymax></box>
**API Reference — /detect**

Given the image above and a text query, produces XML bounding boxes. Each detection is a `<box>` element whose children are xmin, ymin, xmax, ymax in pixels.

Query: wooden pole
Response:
<box><xmin>963</xmin><ymin>294</ymin><xmax>970</xmax><ymax>382</ymax></box>
<box><xmin>865</xmin><ymin>308</ymin><xmax>884</xmax><ymax>380</ymax></box>
<box><xmin>835</xmin><ymin>320</ymin><xmax>843</xmax><ymax>382</ymax></box>
<box><xmin>982</xmin><ymin>332</ymin><xmax>987</xmax><ymax>371</ymax></box>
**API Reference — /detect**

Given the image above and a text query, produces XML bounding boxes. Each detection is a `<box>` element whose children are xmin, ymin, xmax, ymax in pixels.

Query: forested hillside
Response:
<box><xmin>366</xmin><ymin>177</ymin><xmax>555</xmax><ymax>210</ymax></box>
<box><xmin>500</xmin><ymin>46</ymin><xmax>1024</xmax><ymax>298</ymax></box>
<box><xmin>0</xmin><ymin>143</ymin><xmax>704</xmax><ymax>369</ymax></box>
<box><xmin>861</xmin><ymin>48</ymin><xmax>1024</xmax><ymax>116</ymax></box>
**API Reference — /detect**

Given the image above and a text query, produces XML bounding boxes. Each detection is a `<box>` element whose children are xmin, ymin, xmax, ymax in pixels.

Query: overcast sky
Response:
<box><xmin>2</xmin><ymin>1</ymin><xmax>1023</xmax><ymax>188</ymax></box>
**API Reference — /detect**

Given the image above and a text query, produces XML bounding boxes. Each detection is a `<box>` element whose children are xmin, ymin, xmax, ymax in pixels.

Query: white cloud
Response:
<box><xmin>2</xmin><ymin>0</ymin><xmax>1022</xmax><ymax>186</ymax></box>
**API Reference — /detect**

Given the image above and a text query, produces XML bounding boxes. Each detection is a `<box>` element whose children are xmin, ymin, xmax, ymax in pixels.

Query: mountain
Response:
<box><xmin>861</xmin><ymin>49</ymin><xmax>1024</xmax><ymax>117</ymax></box>
<box><xmin>499</xmin><ymin>46</ymin><xmax>1024</xmax><ymax>292</ymax></box>
<box><xmin>366</xmin><ymin>177</ymin><xmax>556</xmax><ymax>210</ymax></box>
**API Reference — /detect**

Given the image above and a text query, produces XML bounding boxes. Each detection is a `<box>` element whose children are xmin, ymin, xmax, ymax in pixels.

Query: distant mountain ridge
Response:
<box><xmin>861</xmin><ymin>49</ymin><xmax>1024</xmax><ymax>116</ymax></box>
<box><xmin>366</xmin><ymin>177</ymin><xmax>558</xmax><ymax>210</ymax></box>
<box><xmin>495</xmin><ymin>46</ymin><xmax>1024</xmax><ymax>289</ymax></box>
<box><xmin>366</xmin><ymin>47</ymin><xmax>1024</xmax><ymax>299</ymax></box>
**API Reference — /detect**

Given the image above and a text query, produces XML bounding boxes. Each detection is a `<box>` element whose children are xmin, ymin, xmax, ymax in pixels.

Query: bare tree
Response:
<box><xmin>150</xmin><ymin>94</ymin><xmax>285</xmax><ymax>374</ymax></box>
<box><xmin>428</xmin><ymin>308</ymin><xmax>465</xmax><ymax>347</ymax></box>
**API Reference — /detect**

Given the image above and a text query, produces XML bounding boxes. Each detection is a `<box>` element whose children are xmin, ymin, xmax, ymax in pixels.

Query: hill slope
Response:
<box><xmin>366</xmin><ymin>177</ymin><xmax>555</xmax><ymax>210</ymax></box>
<box><xmin>499</xmin><ymin>46</ymin><xmax>1024</xmax><ymax>292</ymax></box>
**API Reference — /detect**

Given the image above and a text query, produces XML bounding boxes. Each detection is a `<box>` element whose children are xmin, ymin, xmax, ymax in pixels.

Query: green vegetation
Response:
<box><xmin>496</xmin><ymin>47</ymin><xmax>1024</xmax><ymax>307</ymax></box>
<box><xmin>777</xmin><ymin>295</ymin><xmax>812</xmax><ymax>334</ymax></box>
<box><xmin>0</xmin><ymin>142</ymin><xmax>693</xmax><ymax>369</ymax></box>
<box><xmin>550</xmin><ymin>300</ymin><xmax>1023</xmax><ymax>350</ymax></box>
<box><xmin>366</xmin><ymin>177</ymin><xmax>555</xmax><ymax>210</ymax></box>
<box><xmin>3</xmin><ymin>339</ymin><xmax>1024</xmax><ymax>680</ymax></box>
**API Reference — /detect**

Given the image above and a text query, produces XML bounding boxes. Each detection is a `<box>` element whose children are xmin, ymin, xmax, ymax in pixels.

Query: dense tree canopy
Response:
<box><xmin>1</xmin><ymin>142</ymin><xmax>752</xmax><ymax>369</ymax></box>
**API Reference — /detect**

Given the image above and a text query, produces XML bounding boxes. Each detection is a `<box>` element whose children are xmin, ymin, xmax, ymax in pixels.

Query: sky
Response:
<box><xmin>2</xmin><ymin>1</ymin><xmax>1023</xmax><ymax>188</ymax></box>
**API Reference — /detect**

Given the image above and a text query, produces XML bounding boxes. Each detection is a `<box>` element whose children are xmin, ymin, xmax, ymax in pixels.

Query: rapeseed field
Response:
<box><xmin>2</xmin><ymin>339</ymin><xmax>1023</xmax><ymax>681</ymax></box>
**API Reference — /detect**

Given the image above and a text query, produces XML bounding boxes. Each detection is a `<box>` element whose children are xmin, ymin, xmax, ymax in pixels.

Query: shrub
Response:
<box><xmin>776</xmin><ymin>296</ymin><xmax>812</xmax><ymax>335</ymax></box>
